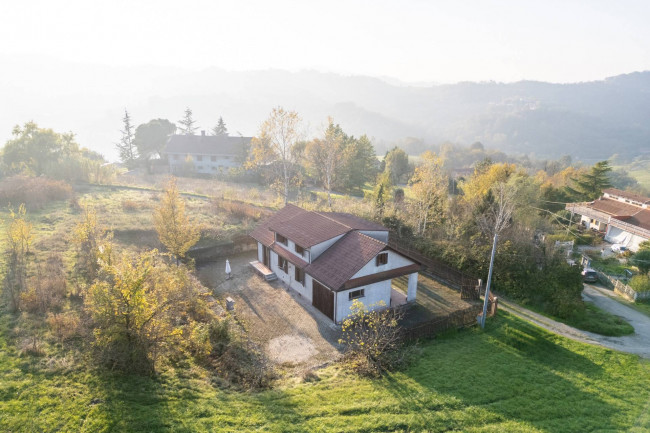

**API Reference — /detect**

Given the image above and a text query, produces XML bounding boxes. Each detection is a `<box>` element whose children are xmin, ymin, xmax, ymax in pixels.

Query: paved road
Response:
<box><xmin>498</xmin><ymin>285</ymin><xmax>650</xmax><ymax>359</ymax></box>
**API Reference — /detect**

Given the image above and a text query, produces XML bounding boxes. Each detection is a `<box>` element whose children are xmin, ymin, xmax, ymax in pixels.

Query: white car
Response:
<box><xmin>611</xmin><ymin>244</ymin><xmax>627</xmax><ymax>253</ymax></box>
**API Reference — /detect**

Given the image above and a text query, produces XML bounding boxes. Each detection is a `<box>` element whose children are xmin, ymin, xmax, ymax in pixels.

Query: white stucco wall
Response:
<box><xmin>351</xmin><ymin>250</ymin><xmax>414</xmax><ymax>279</ymax></box>
<box><xmin>335</xmin><ymin>280</ymin><xmax>391</xmax><ymax>323</ymax></box>
<box><xmin>257</xmin><ymin>242</ymin><xmax>264</xmax><ymax>263</ymax></box>
<box><xmin>310</xmin><ymin>234</ymin><xmax>345</xmax><ymax>261</ymax></box>
<box><xmin>275</xmin><ymin>238</ymin><xmax>310</xmax><ymax>262</ymax></box>
<box><xmin>359</xmin><ymin>230</ymin><xmax>389</xmax><ymax>242</ymax></box>
<box><xmin>168</xmin><ymin>153</ymin><xmax>240</xmax><ymax>174</ymax></box>
<box><xmin>268</xmin><ymin>251</ymin><xmax>313</xmax><ymax>300</ymax></box>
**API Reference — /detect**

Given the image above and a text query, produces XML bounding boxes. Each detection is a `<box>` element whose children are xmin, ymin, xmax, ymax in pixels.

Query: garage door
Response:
<box><xmin>312</xmin><ymin>280</ymin><xmax>334</xmax><ymax>320</ymax></box>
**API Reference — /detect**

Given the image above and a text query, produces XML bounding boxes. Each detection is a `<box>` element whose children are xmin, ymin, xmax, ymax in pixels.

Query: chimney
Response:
<box><xmin>201</xmin><ymin>130</ymin><xmax>206</xmax><ymax>136</ymax></box>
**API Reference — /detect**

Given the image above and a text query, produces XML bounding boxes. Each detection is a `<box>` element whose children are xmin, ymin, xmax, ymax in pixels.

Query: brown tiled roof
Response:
<box><xmin>269</xmin><ymin>212</ymin><xmax>350</xmax><ymax>248</ymax></box>
<box><xmin>590</xmin><ymin>198</ymin><xmax>640</xmax><ymax>217</ymax></box>
<box><xmin>165</xmin><ymin>134</ymin><xmax>252</xmax><ymax>156</ymax></box>
<box><xmin>270</xmin><ymin>243</ymin><xmax>309</xmax><ymax>269</ymax></box>
<box><xmin>249</xmin><ymin>204</ymin><xmax>307</xmax><ymax>247</ymax></box>
<box><xmin>603</xmin><ymin>188</ymin><xmax>650</xmax><ymax>204</ymax></box>
<box><xmin>623</xmin><ymin>209</ymin><xmax>650</xmax><ymax>231</ymax></box>
<box><xmin>305</xmin><ymin>232</ymin><xmax>387</xmax><ymax>291</ymax></box>
<box><xmin>317</xmin><ymin>212</ymin><xmax>387</xmax><ymax>231</ymax></box>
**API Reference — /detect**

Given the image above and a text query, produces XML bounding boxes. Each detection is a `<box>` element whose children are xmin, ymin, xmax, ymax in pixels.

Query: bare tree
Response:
<box><xmin>306</xmin><ymin>118</ymin><xmax>344</xmax><ymax>208</ymax></box>
<box><xmin>477</xmin><ymin>181</ymin><xmax>516</xmax><ymax>239</ymax></box>
<box><xmin>248</xmin><ymin>107</ymin><xmax>302</xmax><ymax>204</ymax></box>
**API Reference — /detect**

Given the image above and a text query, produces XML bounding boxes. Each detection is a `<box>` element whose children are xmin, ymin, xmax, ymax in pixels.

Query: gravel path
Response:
<box><xmin>498</xmin><ymin>286</ymin><xmax>650</xmax><ymax>359</ymax></box>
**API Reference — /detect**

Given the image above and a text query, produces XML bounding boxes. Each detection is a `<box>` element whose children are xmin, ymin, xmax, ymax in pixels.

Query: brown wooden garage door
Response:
<box><xmin>312</xmin><ymin>280</ymin><xmax>334</xmax><ymax>320</ymax></box>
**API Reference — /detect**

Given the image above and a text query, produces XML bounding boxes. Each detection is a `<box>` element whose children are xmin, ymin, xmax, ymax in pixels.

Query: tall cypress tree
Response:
<box><xmin>178</xmin><ymin>107</ymin><xmax>198</xmax><ymax>135</ymax></box>
<box><xmin>116</xmin><ymin>109</ymin><xmax>138</xmax><ymax>168</ymax></box>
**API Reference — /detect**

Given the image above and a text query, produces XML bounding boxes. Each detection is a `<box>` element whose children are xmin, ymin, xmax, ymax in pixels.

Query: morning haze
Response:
<box><xmin>2</xmin><ymin>1</ymin><xmax>650</xmax><ymax>432</ymax></box>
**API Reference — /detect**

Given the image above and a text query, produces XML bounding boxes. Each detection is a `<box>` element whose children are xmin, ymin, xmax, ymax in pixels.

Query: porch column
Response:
<box><xmin>407</xmin><ymin>272</ymin><xmax>418</xmax><ymax>303</ymax></box>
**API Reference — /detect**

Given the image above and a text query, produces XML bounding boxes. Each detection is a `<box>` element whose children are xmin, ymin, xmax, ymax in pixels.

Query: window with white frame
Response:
<box><xmin>277</xmin><ymin>256</ymin><xmax>288</xmax><ymax>274</ymax></box>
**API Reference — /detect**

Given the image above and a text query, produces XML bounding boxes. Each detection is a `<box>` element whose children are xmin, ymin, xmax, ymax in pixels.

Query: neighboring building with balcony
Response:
<box><xmin>164</xmin><ymin>131</ymin><xmax>251</xmax><ymax>175</ymax></box>
<box><xmin>249</xmin><ymin>204</ymin><xmax>421</xmax><ymax>323</ymax></box>
<box><xmin>566</xmin><ymin>188</ymin><xmax>650</xmax><ymax>251</ymax></box>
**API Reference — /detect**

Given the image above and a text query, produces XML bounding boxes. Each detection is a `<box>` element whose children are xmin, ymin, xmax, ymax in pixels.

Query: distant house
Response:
<box><xmin>164</xmin><ymin>131</ymin><xmax>252</xmax><ymax>175</ymax></box>
<box><xmin>566</xmin><ymin>188</ymin><xmax>650</xmax><ymax>251</ymax></box>
<box><xmin>250</xmin><ymin>204</ymin><xmax>420</xmax><ymax>323</ymax></box>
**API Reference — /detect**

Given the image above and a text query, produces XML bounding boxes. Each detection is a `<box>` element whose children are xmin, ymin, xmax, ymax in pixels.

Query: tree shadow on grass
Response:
<box><xmin>380</xmin><ymin>312</ymin><xmax>636</xmax><ymax>432</ymax></box>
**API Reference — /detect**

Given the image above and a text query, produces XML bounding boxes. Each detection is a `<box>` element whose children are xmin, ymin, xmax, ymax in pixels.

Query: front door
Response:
<box><xmin>263</xmin><ymin>246</ymin><xmax>270</xmax><ymax>268</ymax></box>
<box><xmin>312</xmin><ymin>280</ymin><xmax>334</xmax><ymax>320</ymax></box>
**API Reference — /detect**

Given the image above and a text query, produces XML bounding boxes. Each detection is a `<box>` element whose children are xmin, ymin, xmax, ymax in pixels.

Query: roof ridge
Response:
<box><xmin>311</xmin><ymin>210</ymin><xmax>353</xmax><ymax>231</ymax></box>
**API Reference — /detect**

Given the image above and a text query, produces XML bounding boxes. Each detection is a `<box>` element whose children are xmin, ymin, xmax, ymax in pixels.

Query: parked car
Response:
<box><xmin>611</xmin><ymin>244</ymin><xmax>627</xmax><ymax>253</ymax></box>
<box><xmin>582</xmin><ymin>268</ymin><xmax>599</xmax><ymax>283</ymax></box>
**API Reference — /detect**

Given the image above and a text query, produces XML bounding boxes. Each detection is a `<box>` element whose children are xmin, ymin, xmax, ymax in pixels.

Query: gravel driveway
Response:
<box><xmin>499</xmin><ymin>285</ymin><xmax>650</xmax><ymax>359</ymax></box>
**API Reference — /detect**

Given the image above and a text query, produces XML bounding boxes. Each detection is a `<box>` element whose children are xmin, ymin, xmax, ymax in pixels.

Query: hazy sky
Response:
<box><xmin>2</xmin><ymin>0</ymin><xmax>649</xmax><ymax>84</ymax></box>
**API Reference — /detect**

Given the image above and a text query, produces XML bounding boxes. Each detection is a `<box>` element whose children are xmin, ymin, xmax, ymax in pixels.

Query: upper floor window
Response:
<box><xmin>276</xmin><ymin>233</ymin><xmax>288</xmax><ymax>246</ymax></box>
<box><xmin>196</xmin><ymin>155</ymin><xmax>203</xmax><ymax>162</ymax></box>
<box><xmin>295</xmin><ymin>244</ymin><xmax>305</xmax><ymax>255</ymax></box>
<box><xmin>376</xmin><ymin>252</ymin><xmax>388</xmax><ymax>266</ymax></box>
<box><xmin>211</xmin><ymin>156</ymin><xmax>217</xmax><ymax>162</ymax></box>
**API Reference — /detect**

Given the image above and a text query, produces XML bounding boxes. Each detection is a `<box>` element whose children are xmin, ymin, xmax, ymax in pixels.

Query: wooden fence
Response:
<box><xmin>401</xmin><ymin>304</ymin><xmax>484</xmax><ymax>341</ymax></box>
<box><xmin>388</xmin><ymin>236</ymin><xmax>482</xmax><ymax>301</ymax></box>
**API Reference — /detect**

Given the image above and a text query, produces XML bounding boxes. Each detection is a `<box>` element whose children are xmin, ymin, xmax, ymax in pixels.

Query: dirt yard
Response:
<box><xmin>197</xmin><ymin>251</ymin><xmax>343</xmax><ymax>370</ymax></box>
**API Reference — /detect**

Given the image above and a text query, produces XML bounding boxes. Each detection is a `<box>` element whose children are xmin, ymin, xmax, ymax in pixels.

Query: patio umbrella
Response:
<box><xmin>225</xmin><ymin>259</ymin><xmax>231</xmax><ymax>279</ymax></box>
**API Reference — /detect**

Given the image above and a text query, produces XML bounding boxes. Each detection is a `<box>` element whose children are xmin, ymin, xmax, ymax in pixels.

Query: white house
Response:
<box><xmin>566</xmin><ymin>188</ymin><xmax>650</xmax><ymax>251</ymax></box>
<box><xmin>165</xmin><ymin>131</ymin><xmax>251</xmax><ymax>174</ymax></box>
<box><xmin>250</xmin><ymin>204</ymin><xmax>420</xmax><ymax>323</ymax></box>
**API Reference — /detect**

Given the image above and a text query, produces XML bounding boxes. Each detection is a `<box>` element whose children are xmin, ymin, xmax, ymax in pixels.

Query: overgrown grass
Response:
<box><xmin>1</xmin><ymin>311</ymin><xmax>649</xmax><ymax>432</ymax></box>
<box><xmin>564</xmin><ymin>303</ymin><xmax>635</xmax><ymax>336</ymax></box>
<box><xmin>520</xmin><ymin>299</ymin><xmax>635</xmax><ymax>337</ymax></box>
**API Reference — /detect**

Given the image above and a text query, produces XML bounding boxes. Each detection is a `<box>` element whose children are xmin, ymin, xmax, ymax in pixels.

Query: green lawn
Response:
<box><xmin>2</xmin><ymin>311</ymin><xmax>649</xmax><ymax>432</ymax></box>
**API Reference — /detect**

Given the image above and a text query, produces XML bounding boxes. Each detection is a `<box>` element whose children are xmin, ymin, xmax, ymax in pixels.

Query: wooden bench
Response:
<box><xmin>249</xmin><ymin>260</ymin><xmax>277</xmax><ymax>281</ymax></box>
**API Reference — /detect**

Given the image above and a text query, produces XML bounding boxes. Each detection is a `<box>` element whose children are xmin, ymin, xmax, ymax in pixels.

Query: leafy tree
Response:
<box><xmin>212</xmin><ymin>116</ymin><xmax>228</xmax><ymax>136</ymax></box>
<box><xmin>565</xmin><ymin>160</ymin><xmax>613</xmax><ymax>201</ymax></box>
<box><xmin>305</xmin><ymin>118</ymin><xmax>345</xmax><ymax>208</ymax></box>
<box><xmin>3</xmin><ymin>122</ymin><xmax>66</xmax><ymax>175</ymax></box>
<box><xmin>383</xmin><ymin>146</ymin><xmax>410</xmax><ymax>184</ymax></box>
<box><xmin>85</xmin><ymin>250</ymin><xmax>195</xmax><ymax>373</ymax></box>
<box><xmin>116</xmin><ymin>109</ymin><xmax>138</xmax><ymax>168</ymax></box>
<box><xmin>247</xmin><ymin>107</ymin><xmax>302</xmax><ymax>204</ymax></box>
<box><xmin>371</xmin><ymin>171</ymin><xmax>392</xmax><ymax>217</ymax></box>
<box><xmin>154</xmin><ymin>177</ymin><xmax>200</xmax><ymax>263</ymax></box>
<box><xmin>134</xmin><ymin>119</ymin><xmax>176</xmax><ymax>160</ymax></box>
<box><xmin>178</xmin><ymin>107</ymin><xmax>198</xmax><ymax>135</ymax></box>
<box><xmin>4</xmin><ymin>204</ymin><xmax>33</xmax><ymax>312</ymax></box>
<box><xmin>339</xmin><ymin>134</ymin><xmax>378</xmax><ymax>192</ymax></box>
<box><xmin>631</xmin><ymin>250</ymin><xmax>650</xmax><ymax>274</ymax></box>
<box><xmin>408</xmin><ymin>151</ymin><xmax>447</xmax><ymax>235</ymax></box>
<box><xmin>72</xmin><ymin>206</ymin><xmax>113</xmax><ymax>284</ymax></box>
<box><xmin>461</xmin><ymin>162</ymin><xmax>520</xmax><ymax>202</ymax></box>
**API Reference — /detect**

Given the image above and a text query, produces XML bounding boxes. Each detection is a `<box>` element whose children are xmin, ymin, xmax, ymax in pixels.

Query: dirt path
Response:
<box><xmin>498</xmin><ymin>287</ymin><xmax>650</xmax><ymax>359</ymax></box>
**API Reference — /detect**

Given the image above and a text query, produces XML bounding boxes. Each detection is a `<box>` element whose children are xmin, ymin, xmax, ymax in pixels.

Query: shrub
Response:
<box><xmin>339</xmin><ymin>300</ymin><xmax>406</xmax><ymax>377</ymax></box>
<box><xmin>0</xmin><ymin>176</ymin><xmax>72</xmax><ymax>210</ymax></box>
<box><xmin>46</xmin><ymin>312</ymin><xmax>82</xmax><ymax>342</ymax></box>
<box><xmin>629</xmin><ymin>275</ymin><xmax>650</xmax><ymax>293</ymax></box>
<box><xmin>121</xmin><ymin>199</ymin><xmax>142</xmax><ymax>212</ymax></box>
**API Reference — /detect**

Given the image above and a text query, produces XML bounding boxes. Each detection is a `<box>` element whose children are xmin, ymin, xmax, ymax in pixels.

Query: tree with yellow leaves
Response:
<box><xmin>153</xmin><ymin>177</ymin><xmax>200</xmax><ymax>264</ymax></box>
<box><xmin>408</xmin><ymin>151</ymin><xmax>448</xmax><ymax>235</ymax></box>
<box><xmin>5</xmin><ymin>204</ymin><xmax>33</xmax><ymax>312</ymax></box>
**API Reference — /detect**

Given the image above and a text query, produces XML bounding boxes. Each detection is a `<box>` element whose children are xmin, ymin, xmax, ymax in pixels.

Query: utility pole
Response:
<box><xmin>480</xmin><ymin>233</ymin><xmax>498</xmax><ymax>328</ymax></box>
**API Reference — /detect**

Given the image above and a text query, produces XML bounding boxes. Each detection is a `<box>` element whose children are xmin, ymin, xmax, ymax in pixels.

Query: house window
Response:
<box><xmin>376</xmin><ymin>252</ymin><xmax>388</xmax><ymax>266</ymax></box>
<box><xmin>349</xmin><ymin>289</ymin><xmax>365</xmax><ymax>300</ymax></box>
<box><xmin>277</xmin><ymin>256</ymin><xmax>288</xmax><ymax>274</ymax></box>
<box><xmin>211</xmin><ymin>156</ymin><xmax>217</xmax><ymax>162</ymax></box>
<box><xmin>276</xmin><ymin>233</ymin><xmax>288</xmax><ymax>246</ymax></box>
<box><xmin>295</xmin><ymin>244</ymin><xmax>305</xmax><ymax>255</ymax></box>
<box><xmin>295</xmin><ymin>267</ymin><xmax>304</xmax><ymax>285</ymax></box>
<box><xmin>196</xmin><ymin>155</ymin><xmax>203</xmax><ymax>161</ymax></box>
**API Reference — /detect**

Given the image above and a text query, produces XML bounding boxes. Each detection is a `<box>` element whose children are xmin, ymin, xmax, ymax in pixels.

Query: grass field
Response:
<box><xmin>1</xmin><ymin>311</ymin><xmax>649</xmax><ymax>432</ymax></box>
